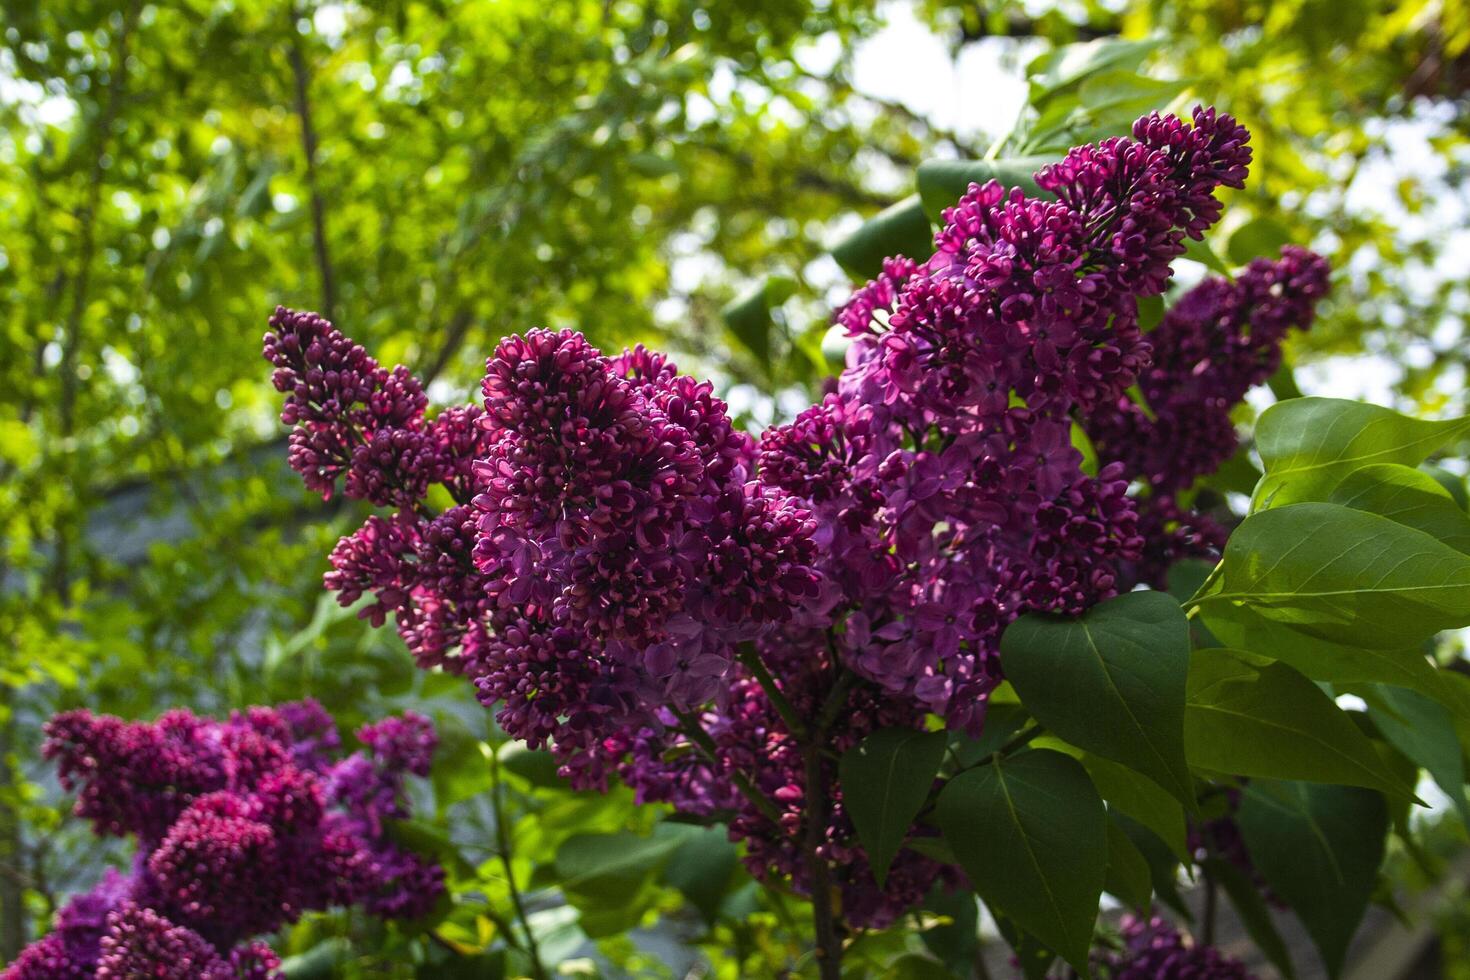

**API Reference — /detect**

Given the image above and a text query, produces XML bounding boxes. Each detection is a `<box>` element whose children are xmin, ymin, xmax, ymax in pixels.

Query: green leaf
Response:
<box><xmin>1204</xmin><ymin>857</ymin><xmax>1296</xmax><ymax>979</ymax></box>
<box><xmin>1191</xmin><ymin>502</ymin><xmax>1470</xmax><ymax>649</ymax></box>
<box><xmin>661</xmin><ymin>824</ymin><xmax>741</xmax><ymax>924</ymax></box>
<box><xmin>500</xmin><ymin>742</ymin><xmax>566</xmax><ymax>789</ymax></box>
<box><xmin>831</xmin><ymin>195</ymin><xmax>934</xmax><ymax>279</ymax></box>
<box><xmin>1329</xmin><ymin>463</ymin><xmax>1470</xmax><ymax>553</ymax></box>
<box><xmin>1079</xmin><ymin>753</ymin><xmax>1189</xmax><ymax>862</ymax></box>
<box><xmin>1112</xmin><ymin>812</ymin><xmax>1189</xmax><ymax>919</ymax></box>
<box><xmin>1199</xmin><ymin>601</ymin><xmax>1459</xmax><ymax>718</ymax></box>
<box><xmin>1239</xmin><ymin>781</ymin><xmax>1388</xmax><ymax>978</ymax></box>
<box><xmin>1103</xmin><ymin>813</ymin><xmax>1152</xmax><ymax>909</ymax></box>
<box><xmin>1027</xmin><ymin>36</ymin><xmax>1162</xmax><ymax>99</ymax></box>
<box><xmin>882</xmin><ymin>954</ymin><xmax>957</xmax><ymax>980</ymax></box>
<box><xmin>1181</xmin><ymin>236</ymin><xmax>1233</xmax><ymax>278</ymax></box>
<box><xmin>721</xmin><ymin>274</ymin><xmax>796</xmax><ymax>367</ymax></box>
<box><xmin>1226</xmin><ymin>216</ymin><xmax>1293</xmax><ymax>266</ymax></box>
<box><xmin>920</xmin><ymin>886</ymin><xmax>979</xmax><ymax>976</ymax></box>
<box><xmin>280</xmin><ymin>938</ymin><xmax>351</xmax><ymax>979</ymax></box>
<box><xmin>951</xmin><ymin>702</ymin><xmax>1028</xmax><ymax>766</ymax></box>
<box><xmin>1252</xmin><ymin>398</ymin><xmax>1470</xmax><ymax>509</ymax></box>
<box><xmin>1424</xmin><ymin>463</ymin><xmax>1470</xmax><ymax>509</ymax></box>
<box><xmin>936</xmin><ymin>749</ymin><xmax>1105</xmax><ymax>972</ymax></box>
<box><xmin>840</xmin><ymin>728</ymin><xmax>947</xmax><ymax>887</ymax></box>
<box><xmin>994</xmin><ymin>912</ymin><xmax>1058</xmax><ymax>980</ymax></box>
<box><xmin>1363</xmin><ymin>684</ymin><xmax>1470</xmax><ymax>826</ymax></box>
<box><xmin>1001</xmin><ymin>590</ymin><xmax>1193</xmax><ymax>807</ymax></box>
<box><xmin>554</xmin><ymin>831</ymin><xmax>683</xmax><ymax>936</ymax></box>
<box><xmin>1077</xmin><ymin>70</ymin><xmax>1188</xmax><ymax>119</ymax></box>
<box><xmin>1183</xmin><ymin>649</ymin><xmax>1414</xmax><ymax>797</ymax></box>
<box><xmin>915</xmin><ymin>157</ymin><xmax>1053</xmax><ymax>219</ymax></box>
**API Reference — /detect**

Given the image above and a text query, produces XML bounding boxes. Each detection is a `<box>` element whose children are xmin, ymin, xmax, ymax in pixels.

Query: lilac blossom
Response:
<box><xmin>5</xmin><ymin>703</ymin><xmax>441</xmax><ymax>979</ymax></box>
<box><xmin>263</xmin><ymin>106</ymin><xmax>1319</xmax><ymax>932</ymax></box>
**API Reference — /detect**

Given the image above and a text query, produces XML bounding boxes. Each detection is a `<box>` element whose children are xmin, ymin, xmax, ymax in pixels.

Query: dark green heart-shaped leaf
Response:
<box><xmin>936</xmin><ymin>749</ymin><xmax>1105</xmax><ymax>972</ymax></box>
<box><xmin>1198</xmin><ymin>601</ymin><xmax>1456</xmax><ymax>717</ymax></box>
<box><xmin>1001</xmin><ymin>590</ymin><xmax>1193</xmax><ymax>807</ymax></box>
<box><xmin>840</xmin><ymin>727</ymin><xmax>947</xmax><ymax>887</ymax></box>
<box><xmin>1239</xmin><ymin>781</ymin><xmax>1388</xmax><ymax>979</ymax></box>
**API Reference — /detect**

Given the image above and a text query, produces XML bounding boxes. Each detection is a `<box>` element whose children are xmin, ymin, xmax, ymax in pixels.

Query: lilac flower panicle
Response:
<box><xmin>6</xmin><ymin>703</ymin><xmax>442</xmax><ymax>979</ymax></box>
<box><xmin>1085</xmin><ymin>245</ymin><xmax>1329</xmax><ymax>585</ymax></box>
<box><xmin>263</xmin><ymin>108</ymin><xmax>1323</xmax><ymax>933</ymax></box>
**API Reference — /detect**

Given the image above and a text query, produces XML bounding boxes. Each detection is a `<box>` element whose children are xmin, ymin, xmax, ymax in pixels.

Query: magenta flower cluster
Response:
<box><xmin>1077</xmin><ymin>913</ymin><xmax>1256</xmax><ymax>979</ymax></box>
<box><xmin>263</xmin><ymin>108</ymin><xmax>1327</xmax><ymax>927</ymax></box>
<box><xmin>1087</xmin><ymin>245</ymin><xmax>1330</xmax><ymax>584</ymax></box>
<box><xmin>5</xmin><ymin>703</ymin><xmax>441</xmax><ymax>979</ymax></box>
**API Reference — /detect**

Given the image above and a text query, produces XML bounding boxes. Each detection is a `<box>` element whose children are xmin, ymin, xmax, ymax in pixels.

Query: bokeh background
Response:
<box><xmin>5</xmin><ymin>0</ymin><xmax>1470</xmax><ymax>975</ymax></box>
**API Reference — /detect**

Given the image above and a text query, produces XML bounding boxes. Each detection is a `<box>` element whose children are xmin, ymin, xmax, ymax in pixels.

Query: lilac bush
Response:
<box><xmin>4</xmin><ymin>702</ymin><xmax>441</xmax><ymax>979</ymax></box>
<box><xmin>257</xmin><ymin>107</ymin><xmax>1331</xmax><ymax>972</ymax></box>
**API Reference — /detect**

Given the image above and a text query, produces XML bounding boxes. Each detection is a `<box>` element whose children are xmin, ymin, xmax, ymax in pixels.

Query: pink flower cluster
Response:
<box><xmin>264</xmin><ymin>108</ymin><xmax>1326</xmax><ymax>928</ymax></box>
<box><xmin>5</xmin><ymin>703</ymin><xmax>441</xmax><ymax>979</ymax></box>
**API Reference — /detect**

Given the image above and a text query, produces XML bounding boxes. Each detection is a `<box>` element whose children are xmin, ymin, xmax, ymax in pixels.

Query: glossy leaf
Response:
<box><xmin>1026</xmin><ymin>36</ymin><xmax>1163</xmax><ymax>98</ymax></box>
<box><xmin>1239</xmin><ymin>781</ymin><xmax>1388</xmax><ymax>978</ymax></box>
<box><xmin>839</xmin><ymin>728</ymin><xmax>948</xmax><ymax>887</ymax></box>
<box><xmin>1252</xmin><ymin>398</ymin><xmax>1470</xmax><ymax>509</ymax></box>
<box><xmin>1191</xmin><ymin>502</ymin><xmax>1470</xmax><ymax>649</ymax></box>
<box><xmin>831</xmin><ymin>194</ymin><xmax>934</xmax><ymax>279</ymax></box>
<box><xmin>721</xmin><ymin>274</ymin><xmax>796</xmax><ymax>368</ymax></box>
<box><xmin>1001</xmin><ymin>590</ymin><xmax>1193</xmax><ymax>807</ymax></box>
<box><xmin>915</xmin><ymin>157</ymin><xmax>1053</xmax><ymax>219</ymax></box>
<box><xmin>661</xmin><ymin>825</ymin><xmax>742</xmax><ymax>924</ymax></box>
<box><xmin>1183</xmin><ymin>649</ymin><xmax>1414</xmax><ymax>797</ymax></box>
<box><xmin>1329</xmin><ymin>462</ymin><xmax>1470</xmax><ymax>553</ymax></box>
<box><xmin>1198</xmin><ymin>601</ymin><xmax>1457</xmax><ymax>716</ymax></box>
<box><xmin>1112</xmin><ymin>812</ymin><xmax>1189</xmax><ymax>919</ymax></box>
<box><xmin>936</xmin><ymin>749</ymin><xmax>1105</xmax><ymax>972</ymax></box>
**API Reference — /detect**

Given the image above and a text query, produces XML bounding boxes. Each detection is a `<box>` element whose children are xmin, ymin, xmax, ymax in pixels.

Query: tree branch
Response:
<box><xmin>286</xmin><ymin>9</ymin><xmax>338</xmax><ymax>321</ymax></box>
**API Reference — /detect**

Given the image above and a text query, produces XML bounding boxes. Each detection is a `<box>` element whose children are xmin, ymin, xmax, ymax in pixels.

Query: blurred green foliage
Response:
<box><xmin>4</xmin><ymin>0</ymin><xmax>1470</xmax><ymax>974</ymax></box>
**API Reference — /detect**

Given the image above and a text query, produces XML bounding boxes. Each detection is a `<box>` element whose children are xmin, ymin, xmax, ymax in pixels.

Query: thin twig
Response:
<box><xmin>286</xmin><ymin>9</ymin><xmax>338</xmax><ymax>321</ymax></box>
<box><xmin>736</xmin><ymin>643</ymin><xmax>806</xmax><ymax>740</ymax></box>
<box><xmin>670</xmin><ymin>708</ymin><xmax>783</xmax><ymax>823</ymax></box>
<box><xmin>489</xmin><ymin>745</ymin><xmax>548</xmax><ymax>979</ymax></box>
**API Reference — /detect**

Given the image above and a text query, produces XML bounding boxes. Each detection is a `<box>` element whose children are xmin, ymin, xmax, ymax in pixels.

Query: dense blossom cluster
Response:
<box><xmin>1070</xmin><ymin>913</ymin><xmax>1256</xmax><ymax>979</ymax></box>
<box><xmin>1087</xmin><ymin>245</ymin><xmax>1330</xmax><ymax>584</ymax></box>
<box><xmin>263</xmin><ymin>107</ymin><xmax>1327</xmax><ymax>927</ymax></box>
<box><xmin>5</xmin><ymin>703</ymin><xmax>441</xmax><ymax>979</ymax></box>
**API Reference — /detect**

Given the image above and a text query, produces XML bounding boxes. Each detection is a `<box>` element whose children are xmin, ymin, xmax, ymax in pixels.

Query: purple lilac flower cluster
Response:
<box><xmin>1087</xmin><ymin>245</ymin><xmax>1330</xmax><ymax>584</ymax></box>
<box><xmin>4</xmin><ymin>703</ymin><xmax>441</xmax><ymax>979</ymax></box>
<box><xmin>1067</xmin><ymin>913</ymin><xmax>1256</xmax><ymax>979</ymax></box>
<box><xmin>781</xmin><ymin>106</ymin><xmax>1254</xmax><ymax>729</ymax></box>
<box><xmin>265</xmin><ymin>107</ymin><xmax>1323</xmax><ymax>929</ymax></box>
